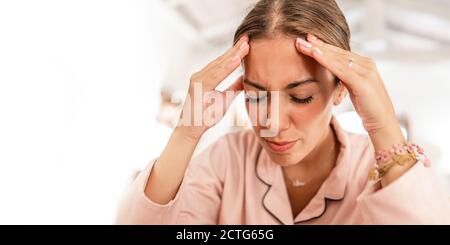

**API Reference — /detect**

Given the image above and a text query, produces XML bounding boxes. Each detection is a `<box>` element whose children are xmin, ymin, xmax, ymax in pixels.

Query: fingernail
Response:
<box><xmin>313</xmin><ymin>47</ymin><xmax>322</xmax><ymax>55</ymax></box>
<box><xmin>296</xmin><ymin>38</ymin><xmax>312</xmax><ymax>48</ymax></box>
<box><xmin>309</xmin><ymin>34</ymin><xmax>318</xmax><ymax>41</ymax></box>
<box><xmin>240</xmin><ymin>42</ymin><xmax>249</xmax><ymax>50</ymax></box>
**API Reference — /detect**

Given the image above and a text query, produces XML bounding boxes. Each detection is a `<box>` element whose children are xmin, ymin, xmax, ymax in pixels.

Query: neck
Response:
<box><xmin>284</xmin><ymin>124</ymin><xmax>339</xmax><ymax>180</ymax></box>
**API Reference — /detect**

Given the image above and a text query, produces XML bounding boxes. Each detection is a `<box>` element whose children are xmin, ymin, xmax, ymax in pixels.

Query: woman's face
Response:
<box><xmin>243</xmin><ymin>34</ymin><xmax>343</xmax><ymax>166</ymax></box>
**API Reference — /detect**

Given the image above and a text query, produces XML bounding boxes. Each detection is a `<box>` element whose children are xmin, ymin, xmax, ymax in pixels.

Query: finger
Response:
<box><xmin>307</xmin><ymin>34</ymin><xmax>368</xmax><ymax>62</ymax></box>
<box><xmin>220</xmin><ymin>35</ymin><xmax>249</xmax><ymax>63</ymax></box>
<box><xmin>306</xmin><ymin>34</ymin><xmax>349</xmax><ymax>56</ymax></box>
<box><xmin>221</xmin><ymin>75</ymin><xmax>244</xmax><ymax>112</ymax></box>
<box><xmin>224</xmin><ymin>75</ymin><xmax>244</xmax><ymax>93</ymax></box>
<box><xmin>295</xmin><ymin>36</ymin><xmax>357</xmax><ymax>87</ymax></box>
<box><xmin>204</xmin><ymin>35</ymin><xmax>249</xmax><ymax>71</ymax></box>
<box><xmin>307</xmin><ymin>34</ymin><xmax>369</xmax><ymax>74</ymax></box>
<box><xmin>203</xmin><ymin>43</ymin><xmax>249</xmax><ymax>90</ymax></box>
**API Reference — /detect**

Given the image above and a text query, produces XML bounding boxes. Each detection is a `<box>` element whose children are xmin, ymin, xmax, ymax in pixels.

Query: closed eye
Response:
<box><xmin>289</xmin><ymin>95</ymin><xmax>314</xmax><ymax>104</ymax></box>
<box><xmin>245</xmin><ymin>93</ymin><xmax>267</xmax><ymax>103</ymax></box>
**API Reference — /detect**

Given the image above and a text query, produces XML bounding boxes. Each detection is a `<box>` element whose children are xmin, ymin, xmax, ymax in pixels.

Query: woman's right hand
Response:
<box><xmin>145</xmin><ymin>35</ymin><xmax>249</xmax><ymax>204</ymax></box>
<box><xmin>177</xmin><ymin>35</ymin><xmax>250</xmax><ymax>140</ymax></box>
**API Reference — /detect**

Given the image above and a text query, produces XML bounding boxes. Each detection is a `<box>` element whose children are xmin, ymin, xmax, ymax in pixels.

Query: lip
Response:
<box><xmin>264</xmin><ymin>139</ymin><xmax>298</xmax><ymax>153</ymax></box>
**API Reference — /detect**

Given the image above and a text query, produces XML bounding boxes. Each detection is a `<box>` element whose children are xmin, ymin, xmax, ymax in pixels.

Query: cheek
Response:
<box><xmin>291</xmin><ymin>99</ymin><xmax>330</xmax><ymax>127</ymax></box>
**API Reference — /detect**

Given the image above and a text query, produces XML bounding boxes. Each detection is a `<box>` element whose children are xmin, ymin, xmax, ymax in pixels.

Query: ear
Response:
<box><xmin>333</xmin><ymin>82</ymin><xmax>347</xmax><ymax>106</ymax></box>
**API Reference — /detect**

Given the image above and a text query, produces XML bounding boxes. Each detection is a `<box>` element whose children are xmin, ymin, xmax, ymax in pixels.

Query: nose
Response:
<box><xmin>261</xmin><ymin>93</ymin><xmax>290</xmax><ymax>137</ymax></box>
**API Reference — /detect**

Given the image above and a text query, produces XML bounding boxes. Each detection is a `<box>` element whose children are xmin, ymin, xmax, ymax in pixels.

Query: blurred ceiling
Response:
<box><xmin>157</xmin><ymin>1</ymin><xmax>450</xmax><ymax>171</ymax></box>
<box><xmin>162</xmin><ymin>0</ymin><xmax>450</xmax><ymax>56</ymax></box>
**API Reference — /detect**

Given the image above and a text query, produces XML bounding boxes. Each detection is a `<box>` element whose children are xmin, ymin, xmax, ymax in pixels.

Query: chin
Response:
<box><xmin>254</xmin><ymin>135</ymin><xmax>308</xmax><ymax>166</ymax></box>
<box><xmin>267</xmin><ymin>153</ymin><xmax>303</xmax><ymax>166</ymax></box>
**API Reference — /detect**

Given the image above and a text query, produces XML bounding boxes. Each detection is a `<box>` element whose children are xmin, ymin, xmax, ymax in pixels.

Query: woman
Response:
<box><xmin>116</xmin><ymin>0</ymin><xmax>450</xmax><ymax>224</ymax></box>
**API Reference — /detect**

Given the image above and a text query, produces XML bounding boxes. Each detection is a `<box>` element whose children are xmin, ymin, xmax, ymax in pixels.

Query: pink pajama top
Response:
<box><xmin>116</xmin><ymin>116</ymin><xmax>450</xmax><ymax>224</ymax></box>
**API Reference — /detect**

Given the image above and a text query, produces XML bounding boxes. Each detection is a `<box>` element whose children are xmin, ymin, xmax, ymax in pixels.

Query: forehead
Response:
<box><xmin>243</xmin><ymin>35</ymin><xmax>321</xmax><ymax>89</ymax></box>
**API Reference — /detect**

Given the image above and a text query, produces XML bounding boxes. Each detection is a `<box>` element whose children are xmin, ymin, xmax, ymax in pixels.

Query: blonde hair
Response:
<box><xmin>233</xmin><ymin>0</ymin><xmax>351</xmax><ymax>51</ymax></box>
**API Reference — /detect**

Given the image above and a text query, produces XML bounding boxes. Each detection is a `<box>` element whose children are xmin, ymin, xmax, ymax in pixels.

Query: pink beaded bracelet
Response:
<box><xmin>369</xmin><ymin>142</ymin><xmax>430</xmax><ymax>180</ymax></box>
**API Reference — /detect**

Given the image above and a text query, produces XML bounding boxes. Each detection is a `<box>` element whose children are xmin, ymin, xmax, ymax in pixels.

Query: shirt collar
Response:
<box><xmin>255</xmin><ymin>115</ymin><xmax>351</xmax><ymax>224</ymax></box>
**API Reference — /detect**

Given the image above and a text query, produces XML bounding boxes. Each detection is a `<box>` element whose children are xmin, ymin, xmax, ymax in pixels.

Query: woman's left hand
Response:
<box><xmin>295</xmin><ymin>34</ymin><xmax>416</xmax><ymax>186</ymax></box>
<box><xmin>295</xmin><ymin>34</ymin><xmax>406</xmax><ymax>152</ymax></box>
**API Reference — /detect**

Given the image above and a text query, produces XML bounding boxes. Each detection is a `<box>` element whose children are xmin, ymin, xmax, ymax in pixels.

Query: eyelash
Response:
<box><xmin>289</xmin><ymin>96</ymin><xmax>314</xmax><ymax>104</ymax></box>
<box><xmin>245</xmin><ymin>95</ymin><xmax>314</xmax><ymax>104</ymax></box>
<box><xmin>245</xmin><ymin>95</ymin><xmax>267</xmax><ymax>104</ymax></box>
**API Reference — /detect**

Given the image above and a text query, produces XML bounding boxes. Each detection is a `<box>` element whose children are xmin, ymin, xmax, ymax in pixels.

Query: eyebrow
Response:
<box><xmin>243</xmin><ymin>78</ymin><xmax>317</xmax><ymax>90</ymax></box>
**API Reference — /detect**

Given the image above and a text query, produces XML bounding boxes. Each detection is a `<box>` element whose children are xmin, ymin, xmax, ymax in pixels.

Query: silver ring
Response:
<box><xmin>348</xmin><ymin>58</ymin><xmax>354</xmax><ymax>69</ymax></box>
